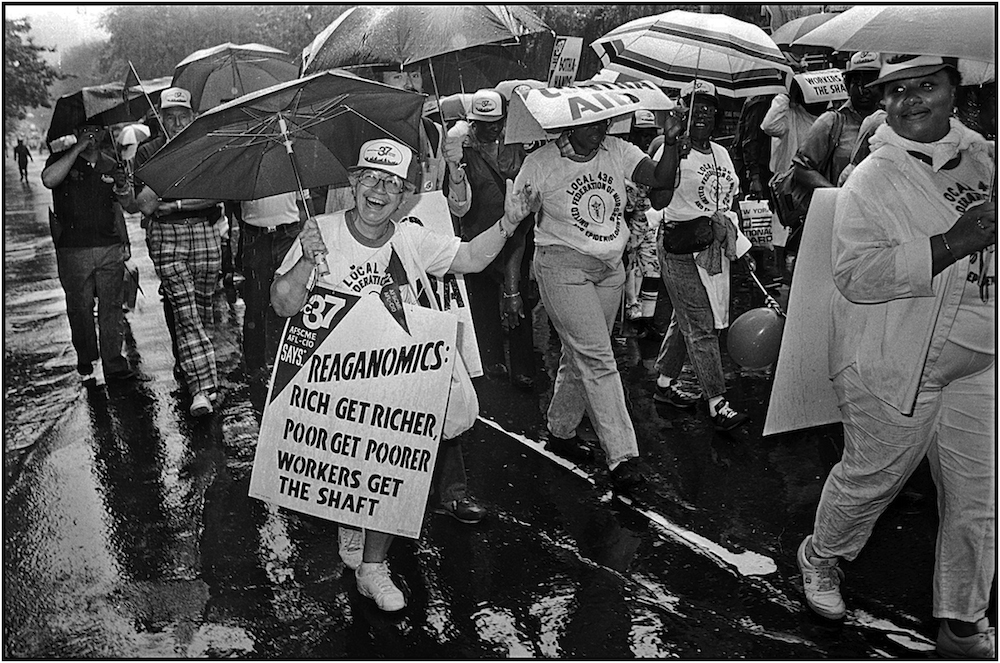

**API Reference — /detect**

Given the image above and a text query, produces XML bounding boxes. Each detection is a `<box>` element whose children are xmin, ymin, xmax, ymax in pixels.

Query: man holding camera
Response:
<box><xmin>41</xmin><ymin>123</ymin><xmax>134</xmax><ymax>385</ymax></box>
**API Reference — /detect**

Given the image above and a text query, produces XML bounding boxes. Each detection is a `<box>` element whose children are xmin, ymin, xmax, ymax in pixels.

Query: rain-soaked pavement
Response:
<box><xmin>2</xmin><ymin>154</ymin><xmax>974</xmax><ymax>658</ymax></box>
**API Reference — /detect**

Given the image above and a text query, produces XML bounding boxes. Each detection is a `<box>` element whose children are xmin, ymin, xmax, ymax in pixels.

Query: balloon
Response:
<box><xmin>727</xmin><ymin>307</ymin><xmax>785</xmax><ymax>369</ymax></box>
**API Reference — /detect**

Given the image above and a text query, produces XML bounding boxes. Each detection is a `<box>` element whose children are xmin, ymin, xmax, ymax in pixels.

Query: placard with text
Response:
<box><xmin>249</xmin><ymin>288</ymin><xmax>457</xmax><ymax>539</ymax></box>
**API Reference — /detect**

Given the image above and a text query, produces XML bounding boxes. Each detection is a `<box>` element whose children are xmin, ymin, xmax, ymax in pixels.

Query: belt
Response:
<box><xmin>156</xmin><ymin>214</ymin><xmax>212</xmax><ymax>225</ymax></box>
<box><xmin>242</xmin><ymin>220</ymin><xmax>303</xmax><ymax>234</ymax></box>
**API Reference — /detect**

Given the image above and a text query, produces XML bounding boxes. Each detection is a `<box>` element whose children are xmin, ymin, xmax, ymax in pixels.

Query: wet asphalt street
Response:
<box><xmin>2</xmin><ymin>154</ymin><xmax>964</xmax><ymax>658</ymax></box>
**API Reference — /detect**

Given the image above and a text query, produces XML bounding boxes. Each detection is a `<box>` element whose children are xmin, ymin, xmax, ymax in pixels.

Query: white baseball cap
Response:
<box><xmin>680</xmin><ymin>79</ymin><xmax>718</xmax><ymax>101</ymax></box>
<box><xmin>633</xmin><ymin>110</ymin><xmax>657</xmax><ymax>129</ymax></box>
<box><xmin>846</xmin><ymin>51</ymin><xmax>881</xmax><ymax>73</ymax></box>
<box><xmin>160</xmin><ymin>87</ymin><xmax>192</xmax><ymax>110</ymax></box>
<box><xmin>351</xmin><ymin>138</ymin><xmax>414</xmax><ymax>182</ymax></box>
<box><xmin>468</xmin><ymin>89</ymin><xmax>505</xmax><ymax>122</ymax></box>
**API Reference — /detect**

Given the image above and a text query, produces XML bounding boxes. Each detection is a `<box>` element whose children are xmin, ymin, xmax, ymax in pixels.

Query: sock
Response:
<box><xmin>708</xmin><ymin>396</ymin><xmax>725</xmax><ymax>416</ymax></box>
<box><xmin>656</xmin><ymin>374</ymin><xmax>675</xmax><ymax>389</ymax></box>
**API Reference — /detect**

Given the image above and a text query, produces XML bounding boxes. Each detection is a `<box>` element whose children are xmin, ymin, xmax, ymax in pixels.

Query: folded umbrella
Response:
<box><xmin>172</xmin><ymin>42</ymin><xmax>299</xmax><ymax>112</ymax></box>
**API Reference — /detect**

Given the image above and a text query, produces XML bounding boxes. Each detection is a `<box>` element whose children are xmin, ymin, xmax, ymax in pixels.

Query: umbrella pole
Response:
<box><xmin>129</xmin><ymin>61</ymin><xmax>162</xmax><ymax>135</ymax></box>
<box><xmin>278</xmin><ymin>115</ymin><xmax>330</xmax><ymax>278</ymax></box>
<box><xmin>428</xmin><ymin>58</ymin><xmax>445</xmax><ymax>122</ymax></box>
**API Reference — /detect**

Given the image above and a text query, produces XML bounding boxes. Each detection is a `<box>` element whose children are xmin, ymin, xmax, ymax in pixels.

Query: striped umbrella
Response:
<box><xmin>591</xmin><ymin>10</ymin><xmax>792</xmax><ymax>98</ymax></box>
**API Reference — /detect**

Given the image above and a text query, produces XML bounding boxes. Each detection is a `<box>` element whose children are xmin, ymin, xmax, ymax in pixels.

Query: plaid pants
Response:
<box><xmin>148</xmin><ymin>219</ymin><xmax>221</xmax><ymax>395</ymax></box>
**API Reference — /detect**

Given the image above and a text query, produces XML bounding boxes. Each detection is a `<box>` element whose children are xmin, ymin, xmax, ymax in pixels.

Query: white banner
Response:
<box><xmin>548</xmin><ymin>36</ymin><xmax>584</xmax><ymax>88</ymax></box>
<box><xmin>505</xmin><ymin>80</ymin><xmax>675</xmax><ymax>145</ymax></box>
<box><xmin>249</xmin><ymin>292</ymin><xmax>457</xmax><ymax>538</ymax></box>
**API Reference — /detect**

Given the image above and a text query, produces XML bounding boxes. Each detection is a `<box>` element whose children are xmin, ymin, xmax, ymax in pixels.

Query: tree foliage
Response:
<box><xmin>4</xmin><ymin>18</ymin><xmax>61</xmax><ymax>132</ymax></box>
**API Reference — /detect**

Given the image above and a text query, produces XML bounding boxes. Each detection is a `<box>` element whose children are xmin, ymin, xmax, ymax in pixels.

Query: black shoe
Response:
<box><xmin>711</xmin><ymin>398</ymin><xmax>750</xmax><ymax>432</ymax></box>
<box><xmin>544</xmin><ymin>435</ymin><xmax>594</xmax><ymax>463</ymax></box>
<box><xmin>105</xmin><ymin>367</ymin><xmax>136</xmax><ymax>382</ymax></box>
<box><xmin>511</xmin><ymin>374</ymin><xmax>534</xmax><ymax>391</ymax></box>
<box><xmin>610</xmin><ymin>457</ymin><xmax>647</xmax><ymax>491</ymax></box>
<box><xmin>433</xmin><ymin>496</ymin><xmax>487</xmax><ymax>524</ymax></box>
<box><xmin>653</xmin><ymin>381</ymin><xmax>700</xmax><ymax>409</ymax></box>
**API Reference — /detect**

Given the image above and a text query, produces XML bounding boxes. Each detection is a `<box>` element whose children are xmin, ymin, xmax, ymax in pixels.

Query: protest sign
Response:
<box><xmin>792</xmin><ymin>69</ymin><xmax>847</xmax><ymax>105</ymax></box>
<box><xmin>548</xmin><ymin>36</ymin><xmax>584</xmax><ymax>88</ymax></box>
<box><xmin>505</xmin><ymin>80</ymin><xmax>675</xmax><ymax>145</ymax></box>
<box><xmin>764</xmin><ymin>189</ymin><xmax>841</xmax><ymax>436</ymax></box>
<box><xmin>394</xmin><ymin>191</ymin><xmax>483</xmax><ymax>377</ymax></box>
<box><xmin>739</xmin><ymin>199</ymin><xmax>774</xmax><ymax>248</ymax></box>
<box><xmin>249</xmin><ymin>290</ymin><xmax>458</xmax><ymax>539</ymax></box>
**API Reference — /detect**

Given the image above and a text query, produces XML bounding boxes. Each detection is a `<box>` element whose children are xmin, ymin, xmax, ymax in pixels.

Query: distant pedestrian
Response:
<box><xmin>133</xmin><ymin>88</ymin><xmax>224</xmax><ymax>417</ymax></box>
<box><xmin>14</xmin><ymin>138</ymin><xmax>33</xmax><ymax>181</ymax></box>
<box><xmin>41</xmin><ymin>124</ymin><xmax>134</xmax><ymax>385</ymax></box>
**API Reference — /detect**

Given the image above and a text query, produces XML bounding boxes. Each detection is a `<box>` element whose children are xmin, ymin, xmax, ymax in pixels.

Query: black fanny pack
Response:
<box><xmin>661</xmin><ymin>216</ymin><xmax>714</xmax><ymax>254</ymax></box>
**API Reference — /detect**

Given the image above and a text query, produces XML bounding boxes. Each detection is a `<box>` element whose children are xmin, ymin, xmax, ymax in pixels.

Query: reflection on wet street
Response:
<box><xmin>4</xmin><ymin>156</ymin><xmax>952</xmax><ymax>658</ymax></box>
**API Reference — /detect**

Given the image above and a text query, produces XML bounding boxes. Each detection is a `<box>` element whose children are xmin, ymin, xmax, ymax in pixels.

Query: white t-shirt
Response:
<box><xmin>242</xmin><ymin>192</ymin><xmax>301</xmax><ymax>228</ymax></box>
<box><xmin>514</xmin><ymin>136</ymin><xmax>645</xmax><ymax>264</ymax></box>
<box><xmin>654</xmin><ymin>142</ymin><xmax>739</xmax><ymax>223</ymax></box>
<box><xmin>276</xmin><ymin>211</ymin><xmax>460</xmax><ymax>300</ymax></box>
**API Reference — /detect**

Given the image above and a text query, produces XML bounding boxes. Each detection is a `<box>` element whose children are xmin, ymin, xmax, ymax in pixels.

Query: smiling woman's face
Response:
<box><xmin>883</xmin><ymin>69</ymin><xmax>956</xmax><ymax>143</ymax></box>
<box><xmin>352</xmin><ymin>169</ymin><xmax>404</xmax><ymax>229</ymax></box>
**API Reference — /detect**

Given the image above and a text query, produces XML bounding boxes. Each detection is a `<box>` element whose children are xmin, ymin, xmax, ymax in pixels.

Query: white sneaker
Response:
<box><xmin>338</xmin><ymin>526</ymin><xmax>364</xmax><ymax>570</ymax></box>
<box><xmin>797</xmin><ymin>536</ymin><xmax>845</xmax><ymax>619</ymax></box>
<box><xmin>938</xmin><ymin>618</ymin><xmax>996</xmax><ymax>659</ymax></box>
<box><xmin>356</xmin><ymin>561</ymin><xmax>406</xmax><ymax>612</ymax></box>
<box><xmin>190</xmin><ymin>391</ymin><xmax>213</xmax><ymax>417</ymax></box>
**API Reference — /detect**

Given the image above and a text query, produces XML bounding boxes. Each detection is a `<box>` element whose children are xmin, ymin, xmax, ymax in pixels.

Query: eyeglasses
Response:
<box><xmin>357</xmin><ymin>170</ymin><xmax>405</xmax><ymax>194</ymax></box>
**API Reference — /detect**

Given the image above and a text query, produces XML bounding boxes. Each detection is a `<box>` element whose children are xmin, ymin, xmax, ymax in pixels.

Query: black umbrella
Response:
<box><xmin>134</xmin><ymin>70</ymin><xmax>424</xmax><ymax>202</ymax></box>
<box><xmin>46</xmin><ymin>81</ymin><xmax>155</xmax><ymax>145</ymax></box>
<box><xmin>171</xmin><ymin>42</ymin><xmax>299</xmax><ymax>113</ymax></box>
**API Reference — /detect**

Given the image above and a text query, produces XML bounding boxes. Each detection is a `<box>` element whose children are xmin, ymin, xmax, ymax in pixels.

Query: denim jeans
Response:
<box><xmin>813</xmin><ymin>353</ymin><xmax>995</xmax><ymax>622</ymax></box>
<box><xmin>534</xmin><ymin>245</ymin><xmax>639</xmax><ymax>467</ymax></box>
<box><xmin>655</xmin><ymin>249</ymin><xmax>727</xmax><ymax>399</ymax></box>
<box><xmin>240</xmin><ymin>221</ymin><xmax>302</xmax><ymax>413</ymax></box>
<box><xmin>56</xmin><ymin>245</ymin><xmax>129</xmax><ymax>373</ymax></box>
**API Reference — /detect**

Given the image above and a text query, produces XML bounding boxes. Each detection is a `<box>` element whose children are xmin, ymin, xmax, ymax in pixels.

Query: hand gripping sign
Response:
<box><xmin>249</xmin><ymin>288</ymin><xmax>457</xmax><ymax>539</ymax></box>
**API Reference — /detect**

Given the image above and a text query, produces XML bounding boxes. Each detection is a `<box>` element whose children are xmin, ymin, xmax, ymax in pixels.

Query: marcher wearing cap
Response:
<box><xmin>271</xmin><ymin>137</ymin><xmax>534</xmax><ymax>613</ymax></box>
<box><xmin>452</xmin><ymin>88</ymin><xmax>539</xmax><ymax>395</ymax></box>
<box><xmin>41</xmin><ymin>116</ymin><xmax>134</xmax><ymax>386</ymax></box>
<box><xmin>504</xmin><ymin>84</ymin><xmax>687</xmax><ymax>488</ymax></box>
<box><xmin>132</xmin><ymin>87</ymin><xmax>225</xmax><ymax>416</ymax></box>
<box><xmin>648</xmin><ymin>80</ymin><xmax>750</xmax><ymax>432</ymax></box>
<box><xmin>786</xmin><ymin>52</ymin><xmax>881</xmax><ymax>273</ymax></box>
<box><xmin>797</xmin><ymin>53</ymin><xmax>997</xmax><ymax>660</ymax></box>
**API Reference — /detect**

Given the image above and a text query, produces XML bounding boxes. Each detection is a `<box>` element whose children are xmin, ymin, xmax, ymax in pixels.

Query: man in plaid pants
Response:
<box><xmin>134</xmin><ymin>88</ymin><xmax>223</xmax><ymax>416</ymax></box>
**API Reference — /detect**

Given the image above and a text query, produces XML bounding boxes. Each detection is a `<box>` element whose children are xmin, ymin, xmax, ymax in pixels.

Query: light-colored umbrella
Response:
<box><xmin>172</xmin><ymin>42</ymin><xmax>299</xmax><ymax>112</ymax></box>
<box><xmin>301</xmin><ymin>5</ymin><xmax>549</xmax><ymax>73</ymax></box>
<box><xmin>793</xmin><ymin>5</ymin><xmax>996</xmax><ymax>63</ymax></box>
<box><xmin>591</xmin><ymin>9</ymin><xmax>792</xmax><ymax>98</ymax></box>
<box><xmin>504</xmin><ymin>80</ymin><xmax>675</xmax><ymax>145</ymax></box>
<box><xmin>770</xmin><ymin>13</ymin><xmax>837</xmax><ymax>48</ymax></box>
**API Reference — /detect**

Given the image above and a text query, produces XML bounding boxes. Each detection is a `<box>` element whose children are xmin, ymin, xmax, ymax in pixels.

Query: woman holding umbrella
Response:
<box><xmin>797</xmin><ymin>54</ymin><xmax>995</xmax><ymax>659</ymax></box>
<box><xmin>504</xmin><ymin>101</ymin><xmax>685</xmax><ymax>490</ymax></box>
<box><xmin>271</xmin><ymin>138</ymin><xmax>532</xmax><ymax>612</ymax></box>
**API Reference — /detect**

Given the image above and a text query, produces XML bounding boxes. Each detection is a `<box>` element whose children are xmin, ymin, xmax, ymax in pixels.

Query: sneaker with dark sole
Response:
<box><xmin>544</xmin><ymin>435</ymin><xmax>594</xmax><ymax>463</ymax></box>
<box><xmin>711</xmin><ymin>398</ymin><xmax>749</xmax><ymax>431</ymax></box>
<box><xmin>797</xmin><ymin>535</ymin><xmax>846</xmax><ymax>620</ymax></box>
<box><xmin>653</xmin><ymin>381</ymin><xmax>700</xmax><ymax>409</ymax></box>
<box><xmin>937</xmin><ymin>618</ymin><xmax>996</xmax><ymax>659</ymax></box>
<box><xmin>433</xmin><ymin>496</ymin><xmax>486</xmax><ymax>524</ymax></box>
<box><xmin>610</xmin><ymin>457</ymin><xmax>647</xmax><ymax>491</ymax></box>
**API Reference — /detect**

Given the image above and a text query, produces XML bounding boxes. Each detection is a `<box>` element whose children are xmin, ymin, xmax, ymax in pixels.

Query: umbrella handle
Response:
<box><xmin>277</xmin><ymin>115</ymin><xmax>330</xmax><ymax>278</ymax></box>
